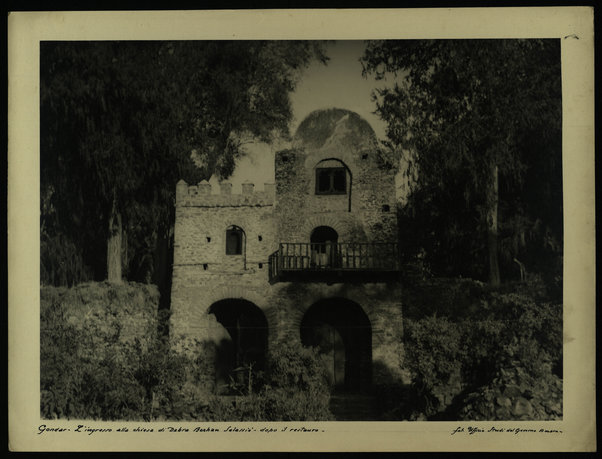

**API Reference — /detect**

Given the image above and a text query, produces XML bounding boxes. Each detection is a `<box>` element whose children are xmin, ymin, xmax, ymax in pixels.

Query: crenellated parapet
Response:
<box><xmin>176</xmin><ymin>179</ymin><xmax>275</xmax><ymax>207</ymax></box>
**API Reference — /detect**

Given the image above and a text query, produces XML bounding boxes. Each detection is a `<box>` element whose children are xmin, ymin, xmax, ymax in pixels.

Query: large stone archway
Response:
<box><xmin>207</xmin><ymin>298</ymin><xmax>268</xmax><ymax>393</ymax></box>
<box><xmin>300</xmin><ymin>297</ymin><xmax>372</xmax><ymax>393</ymax></box>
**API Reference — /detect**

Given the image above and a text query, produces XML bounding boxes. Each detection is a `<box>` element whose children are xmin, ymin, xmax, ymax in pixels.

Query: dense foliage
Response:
<box><xmin>41</xmin><ymin>41</ymin><xmax>327</xmax><ymax>289</ymax></box>
<box><xmin>376</xmin><ymin>276</ymin><xmax>562</xmax><ymax>421</ymax></box>
<box><xmin>362</xmin><ymin>40</ymin><xmax>562</xmax><ymax>285</ymax></box>
<box><xmin>40</xmin><ymin>282</ymin><xmax>165</xmax><ymax>420</ymax></box>
<box><xmin>202</xmin><ymin>341</ymin><xmax>334</xmax><ymax>421</ymax></box>
<box><xmin>40</xmin><ymin>40</ymin><xmax>564</xmax><ymax>422</ymax></box>
<box><xmin>40</xmin><ymin>283</ymin><xmax>333</xmax><ymax>421</ymax></box>
<box><xmin>359</xmin><ymin>39</ymin><xmax>563</xmax><ymax>420</ymax></box>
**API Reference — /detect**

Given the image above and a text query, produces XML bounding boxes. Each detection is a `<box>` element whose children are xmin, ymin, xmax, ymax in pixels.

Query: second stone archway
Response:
<box><xmin>300</xmin><ymin>297</ymin><xmax>372</xmax><ymax>393</ymax></box>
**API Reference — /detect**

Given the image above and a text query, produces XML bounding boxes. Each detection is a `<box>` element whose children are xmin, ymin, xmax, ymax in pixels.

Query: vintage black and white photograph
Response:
<box><xmin>37</xmin><ymin>37</ymin><xmax>565</xmax><ymax>423</ymax></box>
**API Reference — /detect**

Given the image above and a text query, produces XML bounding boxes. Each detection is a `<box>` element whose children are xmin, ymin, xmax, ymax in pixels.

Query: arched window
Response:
<box><xmin>315</xmin><ymin>159</ymin><xmax>349</xmax><ymax>195</ymax></box>
<box><xmin>226</xmin><ymin>225</ymin><xmax>245</xmax><ymax>255</ymax></box>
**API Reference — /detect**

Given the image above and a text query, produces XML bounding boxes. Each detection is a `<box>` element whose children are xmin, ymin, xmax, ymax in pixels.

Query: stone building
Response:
<box><xmin>170</xmin><ymin>108</ymin><xmax>407</xmax><ymax>397</ymax></box>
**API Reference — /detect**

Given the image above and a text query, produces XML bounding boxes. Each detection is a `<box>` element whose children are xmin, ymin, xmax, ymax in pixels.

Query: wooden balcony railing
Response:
<box><xmin>268</xmin><ymin>242</ymin><xmax>399</xmax><ymax>283</ymax></box>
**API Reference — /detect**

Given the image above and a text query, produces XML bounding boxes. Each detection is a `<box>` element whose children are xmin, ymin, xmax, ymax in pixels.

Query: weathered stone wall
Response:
<box><xmin>171</xmin><ymin>278</ymin><xmax>407</xmax><ymax>388</ymax></box>
<box><xmin>276</xmin><ymin>108</ymin><xmax>398</xmax><ymax>244</ymax></box>
<box><xmin>267</xmin><ymin>281</ymin><xmax>407</xmax><ymax>385</ymax></box>
<box><xmin>171</xmin><ymin>180</ymin><xmax>277</xmax><ymax>339</ymax></box>
<box><xmin>170</xmin><ymin>108</ymin><xmax>408</xmax><ymax>392</ymax></box>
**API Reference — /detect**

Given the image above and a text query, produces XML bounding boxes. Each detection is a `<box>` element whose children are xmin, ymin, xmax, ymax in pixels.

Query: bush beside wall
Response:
<box><xmin>41</xmin><ymin>281</ymin><xmax>159</xmax><ymax>346</ymax></box>
<box><xmin>391</xmin><ymin>275</ymin><xmax>562</xmax><ymax>421</ymax></box>
<box><xmin>41</xmin><ymin>277</ymin><xmax>560</xmax><ymax>421</ymax></box>
<box><xmin>40</xmin><ymin>282</ymin><xmax>160</xmax><ymax>420</ymax></box>
<box><xmin>198</xmin><ymin>342</ymin><xmax>334</xmax><ymax>422</ymax></box>
<box><xmin>40</xmin><ymin>282</ymin><xmax>333</xmax><ymax>421</ymax></box>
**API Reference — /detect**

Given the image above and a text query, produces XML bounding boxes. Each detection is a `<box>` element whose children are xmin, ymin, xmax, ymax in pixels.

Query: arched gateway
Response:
<box><xmin>300</xmin><ymin>298</ymin><xmax>372</xmax><ymax>393</ymax></box>
<box><xmin>208</xmin><ymin>299</ymin><xmax>268</xmax><ymax>391</ymax></box>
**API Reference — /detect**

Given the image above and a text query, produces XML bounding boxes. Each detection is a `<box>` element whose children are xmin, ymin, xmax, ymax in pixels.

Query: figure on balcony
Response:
<box><xmin>310</xmin><ymin>226</ymin><xmax>339</xmax><ymax>268</ymax></box>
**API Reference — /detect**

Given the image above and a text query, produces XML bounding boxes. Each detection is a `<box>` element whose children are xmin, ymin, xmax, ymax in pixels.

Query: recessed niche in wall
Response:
<box><xmin>203</xmin><ymin>264</ymin><xmax>208</xmax><ymax>270</ymax></box>
<box><xmin>258</xmin><ymin>263</ymin><xmax>263</xmax><ymax>269</ymax></box>
<box><xmin>206</xmin><ymin>237</ymin><xmax>211</xmax><ymax>243</ymax></box>
<box><xmin>258</xmin><ymin>235</ymin><xmax>262</xmax><ymax>241</ymax></box>
<box><xmin>382</xmin><ymin>204</ymin><xmax>390</xmax><ymax>212</ymax></box>
<box><xmin>361</xmin><ymin>153</ymin><xmax>369</xmax><ymax>160</ymax></box>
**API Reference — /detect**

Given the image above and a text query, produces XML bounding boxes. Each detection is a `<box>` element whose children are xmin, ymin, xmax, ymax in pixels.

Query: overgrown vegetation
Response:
<box><xmin>41</xmin><ymin>283</ymin><xmax>333</xmax><ymax>421</ymax></box>
<box><xmin>362</xmin><ymin>40</ymin><xmax>562</xmax><ymax>286</ymax></box>
<box><xmin>361</xmin><ymin>39</ymin><xmax>563</xmax><ymax>420</ymax></box>
<box><xmin>40</xmin><ymin>40</ymin><xmax>564</xmax><ymax>422</ymax></box>
<box><xmin>200</xmin><ymin>342</ymin><xmax>334</xmax><ymax>421</ymax></box>
<box><xmin>41</xmin><ymin>279</ymin><xmax>560</xmax><ymax>422</ymax></box>
<box><xmin>41</xmin><ymin>41</ymin><xmax>328</xmax><ymax>289</ymax></box>
<box><xmin>376</xmin><ymin>275</ymin><xmax>562</xmax><ymax>421</ymax></box>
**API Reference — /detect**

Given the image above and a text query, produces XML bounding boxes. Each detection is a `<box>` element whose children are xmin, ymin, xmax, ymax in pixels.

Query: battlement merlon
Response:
<box><xmin>176</xmin><ymin>179</ymin><xmax>275</xmax><ymax>207</ymax></box>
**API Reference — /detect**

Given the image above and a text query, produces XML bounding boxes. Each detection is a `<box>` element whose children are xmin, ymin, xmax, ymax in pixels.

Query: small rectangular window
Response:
<box><xmin>315</xmin><ymin>167</ymin><xmax>347</xmax><ymax>195</ymax></box>
<box><xmin>226</xmin><ymin>229</ymin><xmax>243</xmax><ymax>255</ymax></box>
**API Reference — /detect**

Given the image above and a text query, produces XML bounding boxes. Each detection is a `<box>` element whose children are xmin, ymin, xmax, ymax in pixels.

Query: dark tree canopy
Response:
<box><xmin>362</xmin><ymin>39</ymin><xmax>562</xmax><ymax>286</ymax></box>
<box><xmin>41</xmin><ymin>40</ymin><xmax>328</xmax><ymax>287</ymax></box>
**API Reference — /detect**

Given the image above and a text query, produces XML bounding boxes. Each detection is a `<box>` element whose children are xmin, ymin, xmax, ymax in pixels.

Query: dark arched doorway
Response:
<box><xmin>300</xmin><ymin>298</ymin><xmax>371</xmax><ymax>393</ymax></box>
<box><xmin>310</xmin><ymin>226</ymin><xmax>339</xmax><ymax>268</ymax></box>
<box><xmin>208</xmin><ymin>299</ymin><xmax>268</xmax><ymax>392</ymax></box>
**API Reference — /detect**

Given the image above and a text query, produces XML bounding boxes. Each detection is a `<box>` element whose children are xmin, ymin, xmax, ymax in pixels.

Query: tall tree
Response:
<box><xmin>362</xmin><ymin>39</ymin><xmax>562</xmax><ymax>285</ymax></box>
<box><xmin>41</xmin><ymin>41</ymin><xmax>327</xmax><ymax>286</ymax></box>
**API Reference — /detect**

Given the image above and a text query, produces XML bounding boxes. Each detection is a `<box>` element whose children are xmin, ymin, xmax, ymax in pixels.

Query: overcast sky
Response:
<box><xmin>210</xmin><ymin>41</ymin><xmax>388</xmax><ymax>193</ymax></box>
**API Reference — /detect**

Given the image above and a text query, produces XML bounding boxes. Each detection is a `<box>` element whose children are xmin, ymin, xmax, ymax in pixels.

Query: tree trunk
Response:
<box><xmin>153</xmin><ymin>227</ymin><xmax>173</xmax><ymax>310</ymax></box>
<box><xmin>486</xmin><ymin>163</ymin><xmax>501</xmax><ymax>286</ymax></box>
<box><xmin>107</xmin><ymin>197</ymin><xmax>123</xmax><ymax>283</ymax></box>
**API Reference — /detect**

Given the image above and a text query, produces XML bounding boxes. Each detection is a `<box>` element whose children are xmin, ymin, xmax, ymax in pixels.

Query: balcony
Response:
<box><xmin>268</xmin><ymin>242</ymin><xmax>400</xmax><ymax>283</ymax></box>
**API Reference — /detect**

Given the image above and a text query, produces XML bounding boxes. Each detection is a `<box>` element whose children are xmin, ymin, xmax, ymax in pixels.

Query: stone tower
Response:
<box><xmin>170</xmin><ymin>108</ymin><xmax>406</xmax><ymax>394</ymax></box>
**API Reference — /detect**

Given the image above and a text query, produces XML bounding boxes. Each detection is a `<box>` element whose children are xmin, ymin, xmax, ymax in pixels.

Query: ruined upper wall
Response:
<box><xmin>293</xmin><ymin>108</ymin><xmax>378</xmax><ymax>151</ymax></box>
<box><xmin>276</xmin><ymin>108</ymin><xmax>398</xmax><ymax>243</ymax></box>
<box><xmin>176</xmin><ymin>179</ymin><xmax>275</xmax><ymax>207</ymax></box>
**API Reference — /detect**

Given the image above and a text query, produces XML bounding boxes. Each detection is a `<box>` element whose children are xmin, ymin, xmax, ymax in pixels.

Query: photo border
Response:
<box><xmin>7</xmin><ymin>7</ymin><xmax>596</xmax><ymax>452</ymax></box>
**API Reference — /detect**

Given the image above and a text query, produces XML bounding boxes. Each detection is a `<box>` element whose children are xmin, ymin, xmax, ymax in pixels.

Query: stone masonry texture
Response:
<box><xmin>170</xmin><ymin>108</ymin><xmax>408</xmax><ymax>391</ymax></box>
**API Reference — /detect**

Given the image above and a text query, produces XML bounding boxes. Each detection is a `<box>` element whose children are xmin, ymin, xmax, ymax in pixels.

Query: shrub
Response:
<box><xmin>266</xmin><ymin>341</ymin><xmax>331</xmax><ymax>392</ymax></box>
<box><xmin>40</xmin><ymin>282</ymin><xmax>169</xmax><ymax>420</ymax></box>
<box><xmin>259</xmin><ymin>341</ymin><xmax>334</xmax><ymax>421</ymax></box>
<box><xmin>199</xmin><ymin>341</ymin><xmax>334</xmax><ymax>421</ymax></box>
<box><xmin>40</xmin><ymin>318</ymin><xmax>148</xmax><ymax>420</ymax></box>
<box><xmin>458</xmin><ymin>364</ymin><xmax>563</xmax><ymax>420</ymax></box>
<box><xmin>402</xmin><ymin>316</ymin><xmax>465</xmax><ymax>416</ymax></box>
<box><xmin>41</xmin><ymin>321</ymin><xmax>212</xmax><ymax>421</ymax></box>
<box><xmin>398</xmin><ymin>277</ymin><xmax>562</xmax><ymax>420</ymax></box>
